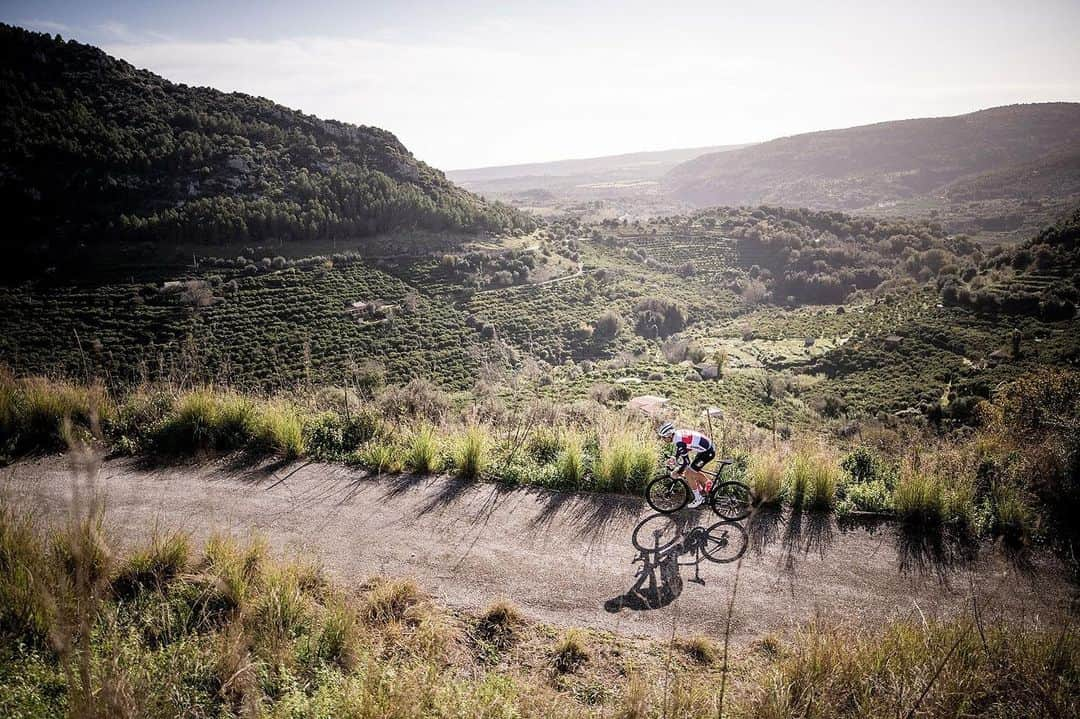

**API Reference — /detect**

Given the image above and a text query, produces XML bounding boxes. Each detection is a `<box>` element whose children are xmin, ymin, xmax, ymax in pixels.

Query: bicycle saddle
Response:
<box><xmin>717</xmin><ymin>458</ymin><xmax>736</xmax><ymax>466</ymax></box>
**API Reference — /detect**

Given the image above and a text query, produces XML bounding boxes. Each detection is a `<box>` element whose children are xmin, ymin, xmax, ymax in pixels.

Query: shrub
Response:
<box><xmin>676</xmin><ymin>635</ymin><xmax>717</xmax><ymax>665</ymax></box>
<box><xmin>748</xmin><ymin>453</ymin><xmax>785</xmax><ymax>506</ymax></box>
<box><xmin>362</xmin><ymin>578</ymin><xmax>423</xmax><ymax>624</ymax></box>
<box><xmin>351</xmin><ymin>360</ymin><xmax>387</xmax><ymax>397</ymax></box>
<box><xmin>892</xmin><ymin>472</ymin><xmax>945</xmax><ymax>526</ymax></box>
<box><xmin>155</xmin><ymin>389</ymin><xmax>232</xmax><ymax>453</ymax></box>
<box><xmin>109</xmin><ymin>389</ymin><xmax>174</xmax><ymax>454</ymax></box>
<box><xmin>593</xmin><ymin>310</ymin><xmax>622</xmax><ymax>340</ymax></box>
<box><xmin>403</xmin><ymin>425</ymin><xmax>440</xmax><ymax>474</ymax></box>
<box><xmin>593</xmin><ymin>433</ymin><xmax>653</xmax><ymax>494</ymax></box>
<box><xmin>786</xmin><ymin>451</ymin><xmax>814</xmax><ymax>507</ymax></box>
<box><xmin>554</xmin><ymin>434</ymin><xmax>586</xmax><ymax>489</ymax></box>
<box><xmin>990</xmin><ymin>481</ymin><xmax>1035</xmax><ymax>544</ymax></box>
<box><xmin>841</xmin><ymin>446</ymin><xmax>898</xmax><ymax>488</ymax></box>
<box><xmin>807</xmin><ymin>457</ymin><xmax>840</xmax><ymax>511</ymax></box>
<box><xmin>357</xmin><ymin>439</ymin><xmax>402</xmax><ymax>474</ymax></box>
<box><xmin>252</xmin><ymin>403</ymin><xmax>305</xmax><ymax>458</ymax></box>
<box><xmin>304</xmin><ymin>411</ymin><xmax>349</xmax><ymax>460</ymax></box>
<box><xmin>527</xmin><ymin>426</ymin><xmax>562</xmax><ymax>464</ymax></box>
<box><xmin>552</xmin><ymin>629</ymin><xmax>590</xmax><ymax>673</ymax></box>
<box><xmin>477</xmin><ymin>599</ymin><xmax>523</xmax><ymax>648</ymax></box>
<box><xmin>453</xmin><ymin>426</ymin><xmax>490</xmax><ymax>480</ymax></box>
<box><xmin>377</xmin><ymin>378</ymin><xmax>450</xmax><ymax>423</ymax></box>
<box><xmin>633</xmin><ymin>298</ymin><xmax>686</xmax><ymax>338</ymax></box>
<box><xmin>111</xmin><ymin>531</ymin><xmax>190</xmax><ymax>599</ymax></box>
<box><xmin>838</xmin><ymin>479</ymin><xmax>891</xmax><ymax>514</ymax></box>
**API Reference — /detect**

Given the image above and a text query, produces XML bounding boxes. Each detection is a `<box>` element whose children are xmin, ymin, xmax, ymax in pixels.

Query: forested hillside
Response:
<box><xmin>665</xmin><ymin>104</ymin><xmax>1080</xmax><ymax>211</ymax></box>
<box><xmin>0</xmin><ymin>24</ymin><xmax>530</xmax><ymax>265</ymax></box>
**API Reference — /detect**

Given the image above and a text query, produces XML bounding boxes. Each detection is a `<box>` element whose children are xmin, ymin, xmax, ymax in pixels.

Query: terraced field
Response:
<box><xmin>0</xmin><ymin>260</ymin><xmax>482</xmax><ymax>390</ymax></box>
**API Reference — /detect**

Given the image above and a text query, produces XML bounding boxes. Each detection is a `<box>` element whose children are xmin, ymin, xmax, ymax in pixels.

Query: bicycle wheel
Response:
<box><xmin>710</xmin><ymin>481</ymin><xmax>752</xmax><ymax>521</ymax></box>
<box><xmin>645</xmin><ymin>474</ymin><xmax>690</xmax><ymax>513</ymax></box>
<box><xmin>632</xmin><ymin>513</ymin><xmax>685</xmax><ymax>553</ymax></box>
<box><xmin>701</xmin><ymin>520</ymin><xmax>748</xmax><ymax>563</ymax></box>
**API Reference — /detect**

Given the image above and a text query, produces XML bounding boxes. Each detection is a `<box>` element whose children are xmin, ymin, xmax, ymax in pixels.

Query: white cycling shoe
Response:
<box><xmin>687</xmin><ymin>492</ymin><xmax>706</xmax><ymax>509</ymax></box>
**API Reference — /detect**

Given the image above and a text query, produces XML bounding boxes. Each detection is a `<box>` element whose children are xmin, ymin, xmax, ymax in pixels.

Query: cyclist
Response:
<box><xmin>657</xmin><ymin>421</ymin><xmax>716</xmax><ymax>508</ymax></box>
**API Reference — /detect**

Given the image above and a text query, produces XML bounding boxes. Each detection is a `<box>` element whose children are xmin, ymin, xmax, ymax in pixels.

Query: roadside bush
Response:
<box><xmin>1</xmin><ymin>376</ymin><xmax>112</xmax><ymax>453</ymax></box>
<box><xmin>748</xmin><ymin>453</ymin><xmax>785</xmax><ymax>506</ymax></box>
<box><xmin>251</xmin><ymin>402</ymin><xmax>305</xmax><ymax>458</ymax></box>
<box><xmin>786</xmin><ymin>451</ymin><xmax>815</xmax><ymax>507</ymax></box>
<box><xmin>593</xmin><ymin>433</ymin><xmax>653</xmax><ymax>494</ymax></box>
<box><xmin>109</xmin><ymin>389</ymin><xmax>174</xmax><ymax>454</ymax></box>
<box><xmin>554</xmin><ymin>433</ymin><xmax>586</xmax><ymax>489</ymax></box>
<box><xmin>377</xmin><ymin>378</ymin><xmax>450</xmax><ymax>423</ymax></box>
<box><xmin>357</xmin><ymin>439</ymin><xmax>402</xmax><ymax>474</ymax></box>
<box><xmin>111</xmin><ymin>531</ymin><xmax>190</xmax><ymax>599</ymax></box>
<box><xmin>892</xmin><ymin>471</ymin><xmax>945</xmax><ymax>526</ymax></box>
<box><xmin>528</xmin><ymin>426</ymin><xmax>563</xmax><ymax>464</ymax></box>
<box><xmin>453</xmin><ymin>426</ymin><xmax>490</xmax><ymax>480</ymax></box>
<box><xmin>989</xmin><ymin>481</ymin><xmax>1035</xmax><ymax>544</ymax></box>
<box><xmin>841</xmin><ymin>446</ymin><xmax>898</xmax><ymax>488</ymax></box>
<box><xmin>838</xmin><ymin>479</ymin><xmax>891</xmax><ymax>515</ymax></box>
<box><xmin>806</xmin><ymin>456</ymin><xmax>840</xmax><ymax>511</ymax></box>
<box><xmin>403</xmin><ymin>425</ymin><xmax>440</xmax><ymax>474</ymax></box>
<box><xmin>552</xmin><ymin>629</ymin><xmax>590</xmax><ymax>673</ymax></box>
<box><xmin>304</xmin><ymin>409</ymin><xmax>382</xmax><ymax>460</ymax></box>
<box><xmin>154</xmin><ymin>389</ymin><xmax>255</xmax><ymax>454</ymax></box>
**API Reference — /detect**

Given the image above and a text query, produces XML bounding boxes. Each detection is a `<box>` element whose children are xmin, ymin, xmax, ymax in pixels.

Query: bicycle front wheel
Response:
<box><xmin>645</xmin><ymin>474</ymin><xmax>691</xmax><ymax>514</ymax></box>
<box><xmin>710</xmin><ymin>481</ymin><xmax>752</xmax><ymax>521</ymax></box>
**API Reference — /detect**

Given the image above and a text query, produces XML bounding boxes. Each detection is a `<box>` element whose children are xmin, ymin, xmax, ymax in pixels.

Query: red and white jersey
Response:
<box><xmin>673</xmin><ymin>430</ymin><xmax>711</xmax><ymax>452</ymax></box>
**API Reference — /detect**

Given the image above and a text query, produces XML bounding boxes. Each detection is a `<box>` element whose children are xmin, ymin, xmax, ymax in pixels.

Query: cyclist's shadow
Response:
<box><xmin>604</xmin><ymin>513</ymin><xmax>746</xmax><ymax>613</ymax></box>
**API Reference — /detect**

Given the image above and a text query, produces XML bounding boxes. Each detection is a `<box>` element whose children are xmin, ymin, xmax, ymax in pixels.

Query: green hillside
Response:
<box><xmin>0</xmin><ymin>24</ymin><xmax>531</xmax><ymax>274</ymax></box>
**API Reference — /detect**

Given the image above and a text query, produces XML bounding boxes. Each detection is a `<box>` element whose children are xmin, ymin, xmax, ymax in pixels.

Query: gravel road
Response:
<box><xmin>6</xmin><ymin>455</ymin><xmax>1071</xmax><ymax>642</ymax></box>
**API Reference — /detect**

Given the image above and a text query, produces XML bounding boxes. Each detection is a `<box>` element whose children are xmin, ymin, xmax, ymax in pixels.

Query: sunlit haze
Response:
<box><xmin>7</xmin><ymin>0</ymin><xmax>1080</xmax><ymax>169</ymax></box>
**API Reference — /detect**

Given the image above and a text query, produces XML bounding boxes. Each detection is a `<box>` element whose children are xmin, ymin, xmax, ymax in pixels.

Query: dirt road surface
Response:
<box><xmin>5</xmin><ymin>456</ymin><xmax>1072</xmax><ymax>642</ymax></box>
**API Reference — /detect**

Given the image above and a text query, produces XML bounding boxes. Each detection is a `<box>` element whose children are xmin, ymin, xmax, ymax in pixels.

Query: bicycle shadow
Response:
<box><xmin>604</xmin><ymin>513</ymin><xmax>747</xmax><ymax>613</ymax></box>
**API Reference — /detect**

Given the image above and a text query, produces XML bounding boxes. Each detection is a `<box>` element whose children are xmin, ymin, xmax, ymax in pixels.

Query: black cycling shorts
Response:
<box><xmin>689</xmin><ymin>447</ymin><xmax>715</xmax><ymax>471</ymax></box>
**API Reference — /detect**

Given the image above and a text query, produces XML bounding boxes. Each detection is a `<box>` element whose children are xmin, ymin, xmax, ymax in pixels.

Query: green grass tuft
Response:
<box><xmin>403</xmin><ymin>424</ymin><xmax>440</xmax><ymax>474</ymax></box>
<box><xmin>453</xmin><ymin>426</ymin><xmax>490</xmax><ymax>480</ymax></box>
<box><xmin>552</xmin><ymin>628</ymin><xmax>590</xmax><ymax>673</ymax></box>
<box><xmin>111</xmin><ymin>531</ymin><xmax>190</xmax><ymax>599</ymax></box>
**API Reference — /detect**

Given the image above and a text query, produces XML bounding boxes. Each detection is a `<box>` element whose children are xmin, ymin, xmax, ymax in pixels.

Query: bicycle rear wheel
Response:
<box><xmin>701</xmin><ymin>520</ymin><xmax>748</xmax><ymax>563</ymax></box>
<box><xmin>710</xmin><ymin>481</ymin><xmax>752</xmax><ymax>521</ymax></box>
<box><xmin>645</xmin><ymin>474</ymin><xmax>691</xmax><ymax>513</ymax></box>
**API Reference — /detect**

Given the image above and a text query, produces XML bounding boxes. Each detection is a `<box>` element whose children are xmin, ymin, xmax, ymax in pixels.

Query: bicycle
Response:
<box><xmin>644</xmin><ymin>458</ymin><xmax>752</xmax><ymax>520</ymax></box>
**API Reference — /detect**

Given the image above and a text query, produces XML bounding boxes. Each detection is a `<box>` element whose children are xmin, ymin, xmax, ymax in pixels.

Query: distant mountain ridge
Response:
<box><xmin>665</xmin><ymin>104</ymin><xmax>1080</xmax><ymax>211</ymax></box>
<box><xmin>448</xmin><ymin>144</ymin><xmax>750</xmax><ymax>195</ymax></box>
<box><xmin>0</xmin><ymin>24</ymin><xmax>530</xmax><ymax>259</ymax></box>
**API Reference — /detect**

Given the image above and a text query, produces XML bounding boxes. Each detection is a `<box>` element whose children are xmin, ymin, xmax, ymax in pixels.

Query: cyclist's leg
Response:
<box><xmin>684</xmin><ymin>468</ymin><xmax>708</xmax><ymax>492</ymax></box>
<box><xmin>687</xmin><ymin>448</ymin><xmax>716</xmax><ymax>490</ymax></box>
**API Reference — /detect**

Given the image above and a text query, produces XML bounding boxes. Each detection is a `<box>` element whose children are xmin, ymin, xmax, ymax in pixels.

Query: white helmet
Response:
<box><xmin>657</xmin><ymin>421</ymin><xmax>675</xmax><ymax>439</ymax></box>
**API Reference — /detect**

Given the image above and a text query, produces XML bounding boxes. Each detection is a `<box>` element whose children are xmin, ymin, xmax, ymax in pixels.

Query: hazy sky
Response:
<box><xmin>6</xmin><ymin>0</ymin><xmax>1080</xmax><ymax>169</ymax></box>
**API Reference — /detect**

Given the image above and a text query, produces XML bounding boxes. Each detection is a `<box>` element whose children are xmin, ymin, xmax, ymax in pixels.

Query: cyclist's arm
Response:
<box><xmin>674</xmin><ymin>442</ymin><xmax>690</xmax><ymax>470</ymax></box>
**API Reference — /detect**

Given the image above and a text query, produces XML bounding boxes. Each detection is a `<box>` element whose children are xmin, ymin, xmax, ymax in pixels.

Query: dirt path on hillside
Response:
<box><xmin>6</xmin><ymin>456</ymin><xmax>1073</xmax><ymax>643</ymax></box>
